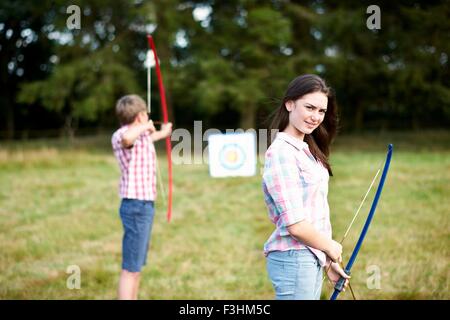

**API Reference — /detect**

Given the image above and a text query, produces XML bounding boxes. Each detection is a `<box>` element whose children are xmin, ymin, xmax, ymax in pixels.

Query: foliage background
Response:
<box><xmin>1</xmin><ymin>0</ymin><xmax>449</xmax><ymax>138</ymax></box>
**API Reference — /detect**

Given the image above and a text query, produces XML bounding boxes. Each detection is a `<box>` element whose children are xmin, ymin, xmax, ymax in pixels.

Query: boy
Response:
<box><xmin>111</xmin><ymin>94</ymin><xmax>172</xmax><ymax>300</ymax></box>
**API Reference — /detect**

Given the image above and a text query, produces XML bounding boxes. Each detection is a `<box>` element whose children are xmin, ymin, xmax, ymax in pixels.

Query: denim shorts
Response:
<box><xmin>119</xmin><ymin>198</ymin><xmax>155</xmax><ymax>272</ymax></box>
<box><xmin>266</xmin><ymin>249</ymin><xmax>323</xmax><ymax>300</ymax></box>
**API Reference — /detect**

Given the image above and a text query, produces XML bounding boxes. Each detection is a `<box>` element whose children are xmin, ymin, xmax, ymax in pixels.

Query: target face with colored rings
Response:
<box><xmin>219</xmin><ymin>143</ymin><xmax>246</xmax><ymax>170</ymax></box>
<box><xmin>208</xmin><ymin>132</ymin><xmax>256</xmax><ymax>177</ymax></box>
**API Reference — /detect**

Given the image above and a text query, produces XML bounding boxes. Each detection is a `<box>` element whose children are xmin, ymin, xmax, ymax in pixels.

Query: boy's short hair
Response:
<box><xmin>116</xmin><ymin>94</ymin><xmax>148</xmax><ymax>125</ymax></box>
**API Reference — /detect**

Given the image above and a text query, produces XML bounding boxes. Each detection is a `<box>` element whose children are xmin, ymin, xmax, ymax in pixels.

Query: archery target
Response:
<box><xmin>208</xmin><ymin>132</ymin><xmax>256</xmax><ymax>177</ymax></box>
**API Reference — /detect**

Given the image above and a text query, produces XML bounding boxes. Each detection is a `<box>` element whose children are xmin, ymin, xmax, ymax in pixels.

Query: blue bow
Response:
<box><xmin>331</xmin><ymin>144</ymin><xmax>393</xmax><ymax>300</ymax></box>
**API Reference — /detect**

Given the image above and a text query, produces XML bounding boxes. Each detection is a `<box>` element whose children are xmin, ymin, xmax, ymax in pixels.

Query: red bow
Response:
<box><xmin>147</xmin><ymin>35</ymin><xmax>173</xmax><ymax>222</ymax></box>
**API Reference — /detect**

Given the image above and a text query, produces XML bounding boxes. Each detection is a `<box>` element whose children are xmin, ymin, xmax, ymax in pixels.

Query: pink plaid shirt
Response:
<box><xmin>262</xmin><ymin>132</ymin><xmax>332</xmax><ymax>266</ymax></box>
<box><xmin>111</xmin><ymin>125</ymin><xmax>157</xmax><ymax>201</ymax></box>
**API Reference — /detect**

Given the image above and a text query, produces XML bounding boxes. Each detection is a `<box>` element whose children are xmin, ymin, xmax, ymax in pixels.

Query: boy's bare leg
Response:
<box><xmin>133</xmin><ymin>273</ymin><xmax>141</xmax><ymax>300</ymax></box>
<box><xmin>118</xmin><ymin>270</ymin><xmax>140</xmax><ymax>300</ymax></box>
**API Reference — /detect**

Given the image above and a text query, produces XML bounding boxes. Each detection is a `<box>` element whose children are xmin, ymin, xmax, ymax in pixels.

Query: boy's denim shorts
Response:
<box><xmin>119</xmin><ymin>198</ymin><xmax>155</xmax><ymax>273</ymax></box>
<box><xmin>266</xmin><ymin>249</ymin><xmax>323</xmax><ymax>300</ymax></box>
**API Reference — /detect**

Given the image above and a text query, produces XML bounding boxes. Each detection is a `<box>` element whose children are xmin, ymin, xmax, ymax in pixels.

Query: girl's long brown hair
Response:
<box><xmin>270</xmin><ymin>74</ymin><xmax>338</xmax><ymax>175</ymax></box>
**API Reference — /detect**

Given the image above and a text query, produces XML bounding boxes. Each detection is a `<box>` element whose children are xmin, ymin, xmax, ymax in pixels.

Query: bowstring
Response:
<box><xmin>316</xmin><ymin>157</ymin><xmax>385</xmax><ymax>299</ymax></box>
<box><xmin>148</xmin><ymin>49</ymin><xmax>168</xmax><ymax>211</ymax></box>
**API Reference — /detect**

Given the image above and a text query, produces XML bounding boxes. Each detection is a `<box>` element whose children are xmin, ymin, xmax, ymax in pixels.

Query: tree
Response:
<box><xmin>15</xmin><ymin>0</ymin><xmax>186</xmax><ymax>137</ymax></box>
<box><xmin>172</xmin><ymin>0</ymin><xmax>294</xmax><ymax>129</ymax></box>
<box><xmin>316</xmin><ymin>0</ymin><xmax>449</xmax><ymax>131</ymax></box>
<box><xmin>15</xmin><ymin>0</ymin><xmax>145</xmax><ymax>137</ymax></box>
<box><xmin>0</xmin><ymin>0</ymin><xmax>54</xmax><ymax>139</ymax></box>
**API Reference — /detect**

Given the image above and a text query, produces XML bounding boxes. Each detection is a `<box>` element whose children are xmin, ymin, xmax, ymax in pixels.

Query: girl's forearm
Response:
<box><xmin>287</xmin><ymin>220</ymin><xmax>332</xmax><ymax>254</ymax></box>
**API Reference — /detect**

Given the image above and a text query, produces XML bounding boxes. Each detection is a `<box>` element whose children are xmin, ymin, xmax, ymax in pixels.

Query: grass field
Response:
<box><xmin>0</xmin><ymin>131</ymin><xmax>449</xmax><ymax>299</ymax></box>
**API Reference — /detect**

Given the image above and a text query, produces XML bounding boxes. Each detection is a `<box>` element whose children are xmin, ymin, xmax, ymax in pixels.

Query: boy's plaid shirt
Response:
<box><xmin>112</xmin><ymin>125</ymin><xmax>157</xmax><ymax>201</ymax></box>
<box><xmin>262</xmin><ymin>132</ymin><xmax>332</xmax><ymax>267</ymax></box>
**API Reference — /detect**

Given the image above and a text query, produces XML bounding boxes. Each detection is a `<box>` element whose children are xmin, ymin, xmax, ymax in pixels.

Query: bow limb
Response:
<box><xmin>147</xmin><ymin>35</ymin><xmax>173</xmax><ymax>222</ymax></box>
<box><xmin>330</xmin><ymin>144</ymin><xmax>393</xmax><ymax>300</ymax></box>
